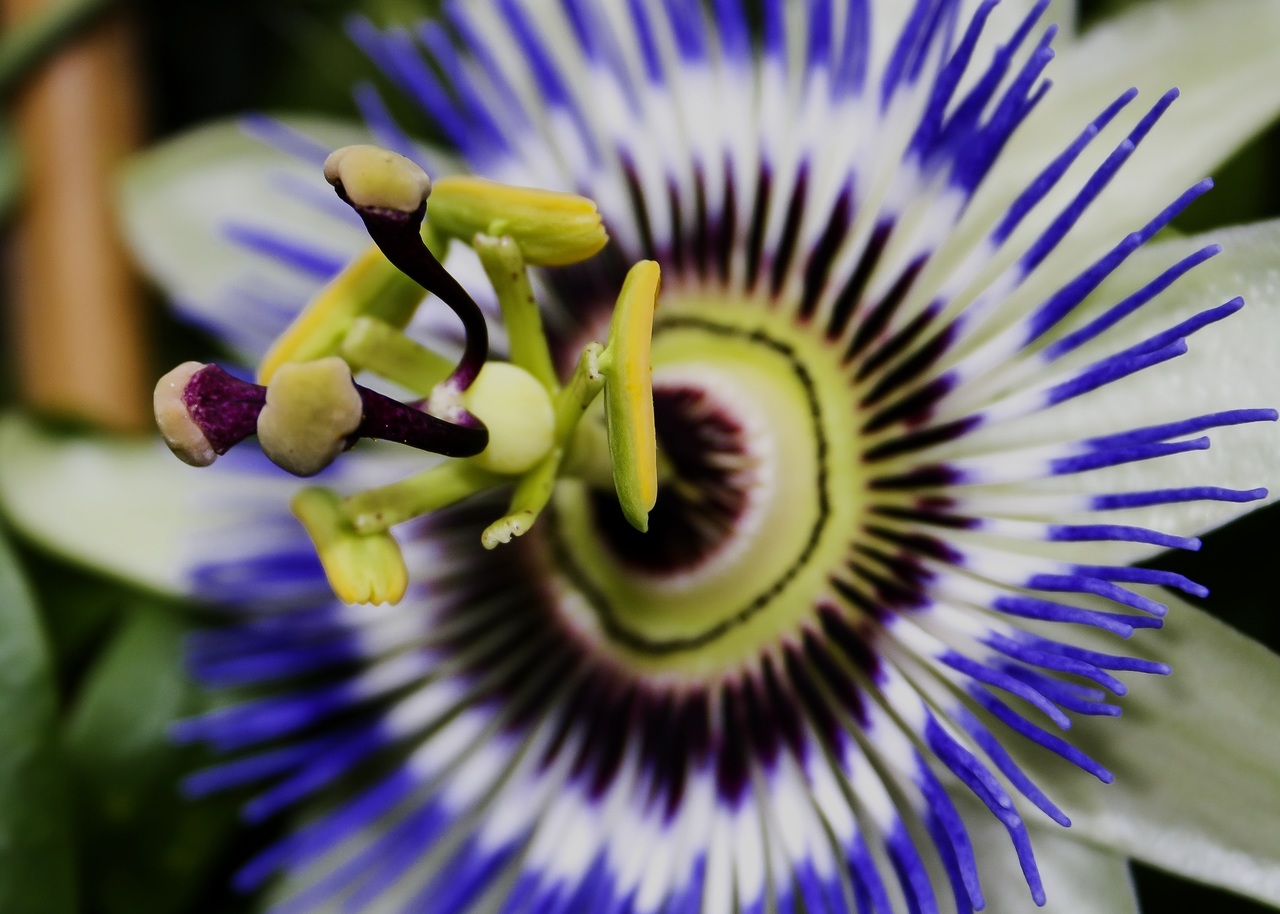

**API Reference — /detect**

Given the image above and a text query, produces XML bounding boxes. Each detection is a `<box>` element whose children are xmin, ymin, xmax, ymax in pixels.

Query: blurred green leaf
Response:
<box><xmin>63</xmin><ymin>607</ymin><xmax>240</xmax><ymax>914</ymax></box>
<box><xmin>1173</xmin><ymin>121</ymin><xmax>1280</xmax><ymax>236</ymax></box>
<box><xmin>351</xmin><ymin>0</ymin><xmax>435</xmax><ymax>28</ymax></box>
<box><xmin>0</xmin><ymin>528</ymin><xmax>77</xmax><ymax>914</ymax></box>
<box><xmin>0</xmin><ymin>415</ymin><xmax>222</xmax><ymax>596</ymax></box>
<box><xmin>18</xmin><ymin>545</ymin><xmax>130</xmax><ymax>691</ymax></box>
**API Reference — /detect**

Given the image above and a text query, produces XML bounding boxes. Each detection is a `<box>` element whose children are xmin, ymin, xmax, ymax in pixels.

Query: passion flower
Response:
<box><xmin>22</xmin><ymin>0</ymin><xmax>1280</xmax><ymax>911</ymax></box>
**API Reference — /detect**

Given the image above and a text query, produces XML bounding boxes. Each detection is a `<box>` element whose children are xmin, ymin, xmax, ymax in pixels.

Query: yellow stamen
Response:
<box><xmin>601</xmin><ymin>260</ymin><xmax>661</xmax><ymax>532</ymax></box>
<box><xmin>291</xmin><ymin>487</ymin><xmax>408</xmax><ymax>605</ymax></box>
<box><xmin>430</xmin><ymin>175</ymin><xmax>608</xmax><ymax>267</ymax></box>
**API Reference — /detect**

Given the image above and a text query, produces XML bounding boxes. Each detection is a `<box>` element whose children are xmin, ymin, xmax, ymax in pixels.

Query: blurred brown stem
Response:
<box><xmin>2</xmin><ymin>0</ymin><xmax>149</xmax><ymax>431</ymax></box>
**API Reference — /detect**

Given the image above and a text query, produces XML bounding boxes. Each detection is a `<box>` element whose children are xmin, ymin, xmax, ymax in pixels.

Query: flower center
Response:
<box><xmin>547</xmin><ymin>295</ymin><xmax>867</xmax><ymax>682</ymax></box>
<box><xmin>590</xmin><ymin>383</ymin><xmax>753</xmax><ymax>575</ymax></box>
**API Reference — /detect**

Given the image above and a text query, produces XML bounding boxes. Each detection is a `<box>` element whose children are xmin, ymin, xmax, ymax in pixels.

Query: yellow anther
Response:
<box><xmin>602</xmin><ymin>260</ymin><xmax>661</xmax><ymax>532</ymax></box>
<box><xmin>257</xmin><ymin>244</ymin><xmax>430</xmax><ymax>385</ymax></box>
<box><xmin>257</xmin><ymin>357</ymin><xmax>362</xmax><ymax>477</ymax></box>
<box><xmin>460</xmin><ymin>361</ymin><xmax>556</xmax><ymax>476</ymax></box>
<box><xmin>292</xmin><ymin>487</ymin><xmax>408</xmax><ymax>605</ymax></box>
<box><xmin>323</xmin><ymin>144</ymin><xmax>431</xmax><ymax>213</ymax></box>
<box><xmin>430</xmin><ymin>176</ymin><xmax>608</xmax><ymax>267</ymax></box>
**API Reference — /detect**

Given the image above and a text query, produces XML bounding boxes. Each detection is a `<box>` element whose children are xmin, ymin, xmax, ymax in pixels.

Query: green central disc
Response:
<box><xmin>548</xmin><ymin>296</ymin><xmax>868</xmax><ymax>681</ymax></box>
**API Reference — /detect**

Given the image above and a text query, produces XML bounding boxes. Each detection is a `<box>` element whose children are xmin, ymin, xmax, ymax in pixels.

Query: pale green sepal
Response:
<box><xmin>0</xmin><ymin>415</ymin><xmax>259</xmax><ymax>596</ymax></box>
<box><xmin>118</xmin><ymin>117</ymin><xmax>378</xmax><ymax>362</ymax></box>
<box><xmin>0</xmin><ymin>415</ymin><xmax>430</xmax><ymax>600</ymax></box>
<box><xmin>1051</xmin><ymin>0</ymin><xmax>1280</xmax><ymax>200</ymax></box>
<box><xmin>1015</xmin><ymin>596</ymin><xmax>1280</xmax><ymax>906</ymax></box>
<box><xmin>964</xmin><ymin>219</ymin><xmax>1280</xmax><ymax>566</ymax></box>
<box><xmin>943</xmin><ymin>0</ymin><xmax>1280</xmax><ymax>312</ymax></box>
<box><xmin>1042</xmin><ymin>0</ymin><xmax>1075</xmax><ymax>37</ymax></box>
<box><xmin>858</xmin><ymin>1</ymin><xmax>1074</xmax><ymax>150</ymax></box>
<box><xmin>954</xmin><ymin>792</ymin><xmax>1137</xmax><ymax>914</ymax></box>
<box><xmin>602</xmin><ymin>261</ymin><xmax>661</xmax><ymax>533</ymax></box>
<box><xmin>951</xmin><ymin>1</ymin><xmax>1077</xmax><ymax>103</ymax></box>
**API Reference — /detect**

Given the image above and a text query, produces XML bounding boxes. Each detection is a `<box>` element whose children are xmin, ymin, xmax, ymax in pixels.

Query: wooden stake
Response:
<box><xmin>2</xmin><ymin>0</ymin><xmax>149</xmax><ymax>430</ymax></box>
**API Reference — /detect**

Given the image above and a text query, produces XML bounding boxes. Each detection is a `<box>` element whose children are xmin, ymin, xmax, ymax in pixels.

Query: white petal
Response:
<box><xmin>120</xmin><ymin>117</ymin><xmax>505</xmax><ymax>366</ymax></box>
<box><xmin>1048</xmin><ymin>0</ymin><xmax>1280</xmax><ymax>199</ymax></box>
<box><xmin>1008</xmin><ymin>829</ymin><xmax>1137</xmax><ymax>914</ymax></box>
<box><xmin>0</xmin><ymin>415</ymin><xmax>429</xmax><ymax>597</ymax></box>
<box><xmin>953</xmin><ymin>0</ymin><xmax>1280</xmax><ymax>307</ymax></box>
<box><xmin>956</xmin><ymin>794</ymin><xmax>1138</xmax><ymax>914</ymax></box>
<box><xmin>119</xmin><ymin>117</ymin><xmax>376</xmax><ymax>361</ymax></box>
<box><xmin>1016</xmin><ymin>595</ymin><xmax>1280</xmax><ymax>906</ymax></box>
<box><xmin>960</xmin><ymin>218</ymin><xmax>1280</xmax><ymax>564</ymax></box>
<box><xmin>1044</xmin><ymin>0</ymin><xmax>1076</xmax><ymax>37</ymax></box>
<box><xmin>0</xmin><ymin>415</ymin><xmax>291</xmax><ymax>595</ymax></box>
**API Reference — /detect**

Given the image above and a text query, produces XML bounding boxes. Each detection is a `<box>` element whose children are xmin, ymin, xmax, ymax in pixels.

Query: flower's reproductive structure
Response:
<box><xmin>155</xmin><ymin>2</ymin><xmax>1274</xmax><ymax>912</ymax></box>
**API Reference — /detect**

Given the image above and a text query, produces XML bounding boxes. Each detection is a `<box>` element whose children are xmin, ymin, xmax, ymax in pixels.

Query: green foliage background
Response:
<box><xmin>0</xmin><ymin>0</ymin><xmax>1277</xmax><ymax>911</ymax></box>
